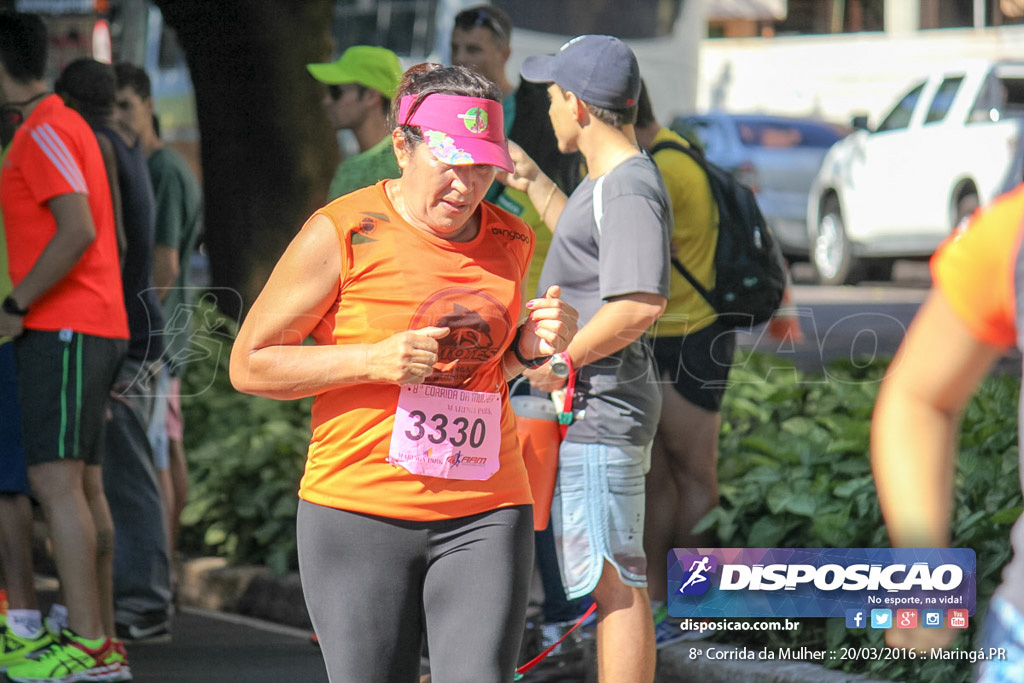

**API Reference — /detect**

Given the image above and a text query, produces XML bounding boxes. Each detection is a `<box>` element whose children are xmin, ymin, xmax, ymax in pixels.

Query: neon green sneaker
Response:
<box><xmin>4</xmin><ymin>629</ymin><xmax>111</xmax><ymax>682</ymax></box>
<box><xmin>0</xmin><ymin>624</ymin><xmax>54</xmax><ymax>672</ymax></box>
<box><xmin>100</xmin><ymin>638</ymin><xmax>132</xmax><ymax>682</ymax></box>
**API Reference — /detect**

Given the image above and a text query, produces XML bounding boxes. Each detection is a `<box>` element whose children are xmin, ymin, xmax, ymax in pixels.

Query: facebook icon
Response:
<box><xmin>846</xmin><ymin>609</ymin><xmax>866</xmax><ymax>629</ymax></box>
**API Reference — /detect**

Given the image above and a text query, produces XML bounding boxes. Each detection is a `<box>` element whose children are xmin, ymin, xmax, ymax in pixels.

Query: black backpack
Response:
<box><xmin>649</xmin><ymin>139</ymin><xmax>787</xmax><ymax>328</ymax></box>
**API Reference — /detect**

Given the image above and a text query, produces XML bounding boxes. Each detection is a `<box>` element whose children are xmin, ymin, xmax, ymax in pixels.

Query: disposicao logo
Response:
<box><xmin>667</xmin><ymin>548</ymin><xmax>976</xmax><ymax>619</ymax></box>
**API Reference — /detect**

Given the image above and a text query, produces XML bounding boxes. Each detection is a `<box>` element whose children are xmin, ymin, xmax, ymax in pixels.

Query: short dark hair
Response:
<box><xmin>390</xmin><ymin>63</ymin><xmax>502</xmax><ymax>147</ymax></box>
<box><xmin>55</xmin><ymin>58</ymin><xmax>116</xmax><ymax>123</ymax></box>
<box><xmin>634</xmin><ymin>79</ymin><xmax>655</xmax><ymax>129</ymax></box>
<box><xmin>114</xmin><ymin>61</ymin><xmax>151</xmax><ymax>100</ymax></box>
<box><xmin>585</xmin><ymin>101</ymin><xmax>636</xmax><ymax>128</ymax></box>
<box><xmin>0</xmin><ymin>13</ymin><xmax>47</xmax><ymax>84</ymax></box>
<box><xmin>453</xmin><ymin>5</ymin><xmax>511</xmax><ymax>48</ymax></box>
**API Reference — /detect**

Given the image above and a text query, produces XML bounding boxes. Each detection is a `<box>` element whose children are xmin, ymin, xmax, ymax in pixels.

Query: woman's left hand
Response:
<box><xmin>517</xmin><ymin>285</ymin><xmax>578</xmax><ymax>359</ymax></box>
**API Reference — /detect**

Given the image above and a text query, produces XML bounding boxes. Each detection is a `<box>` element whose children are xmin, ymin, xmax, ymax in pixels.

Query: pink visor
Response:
<box><xmin>397</xmin><ymin>93</ymin><xmax>513</xmax><ymax>172</ymax></box>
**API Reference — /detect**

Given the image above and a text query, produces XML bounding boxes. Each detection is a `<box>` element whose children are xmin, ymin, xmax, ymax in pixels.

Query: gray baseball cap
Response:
<box><xmin>520</xmin><ymin>34</ymin><xmax>640</xmax><ymax>110</ymax></box>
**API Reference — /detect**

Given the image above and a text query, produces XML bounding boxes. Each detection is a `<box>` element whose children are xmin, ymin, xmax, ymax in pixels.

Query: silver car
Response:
<box><xmin>669</xmin><ymin>113</ymin><xmax>849</xmax><ymax>262</ymax></box>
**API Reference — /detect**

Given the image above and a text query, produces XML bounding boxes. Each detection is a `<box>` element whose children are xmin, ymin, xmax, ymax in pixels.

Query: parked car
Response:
<box><xmin>669</xmin><ymin>112</ymin><xmax>849</xmax><ymax>262</ymax></box>
<box><xmin>806</xmin><ymin>60</ymin><xmax>1024</xmax><ymax>285</ymax></box>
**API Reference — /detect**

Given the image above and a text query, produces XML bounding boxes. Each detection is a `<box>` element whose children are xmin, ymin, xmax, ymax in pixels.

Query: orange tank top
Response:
<box><xmin>298</xmin><ymin>181</ymin><xmax>536</xmax><ymax>521</ymax></box>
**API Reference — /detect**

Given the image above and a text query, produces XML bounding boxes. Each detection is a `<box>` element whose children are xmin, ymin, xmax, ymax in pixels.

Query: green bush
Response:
<box><xmin>704</xmin><ymin>351</ymin><xmax>1021</xmax><ymax>682</ymax></box>
<box><xmin>179</xmin><ymin>304</ymin><xmax>311</xmax><ymax>575</ymax></box>
<box><xmin>178</xmin><ymin>307</ymin><xmax>1021</xmax><ymax>681</ymax></box>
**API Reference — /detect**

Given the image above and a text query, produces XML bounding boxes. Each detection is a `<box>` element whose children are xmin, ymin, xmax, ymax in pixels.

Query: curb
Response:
<box><xmin>177</xmin><ymin>558</ymin><xmax>311</xmax><ymax>631</ymax></box>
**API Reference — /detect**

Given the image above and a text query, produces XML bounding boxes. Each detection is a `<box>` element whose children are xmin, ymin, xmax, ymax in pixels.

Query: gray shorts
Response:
<box><xmin>551</xmin><ymin>441</ymin><xmax>651</xmax><ymax>600</ymax></box>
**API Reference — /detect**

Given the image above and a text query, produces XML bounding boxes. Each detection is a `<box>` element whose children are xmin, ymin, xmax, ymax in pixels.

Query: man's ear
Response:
<box><xmin>567</xmin><ymin>91</ymin><xmax>587</xmax><ymax>124</ymax></box>
<box><xmin>362</xmin><ymin>89</ymin><xmax>381</xmax><ymax>106</ymax></box>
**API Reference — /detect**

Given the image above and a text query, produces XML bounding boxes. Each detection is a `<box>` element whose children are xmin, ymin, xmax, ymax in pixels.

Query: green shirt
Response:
<box><xmin>327</xmin><ymin>136</ymin><xmax>401</xmax><ymax>201</ymax></box>
<box><xmin>148</xmin><ymin>146</ymin><xmax>202</xmax><ymax>374</ymax></box>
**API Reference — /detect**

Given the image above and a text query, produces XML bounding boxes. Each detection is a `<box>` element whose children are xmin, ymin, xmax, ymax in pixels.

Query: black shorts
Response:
<box><xmin>14</xmin><ymin>329</ymin><xmax>125</xmax><ymax>467</ymax></box>
<box><xmin>651</xmin><ymin>321</ymin><xmax>736</xmax><ymax>412</ymax></box>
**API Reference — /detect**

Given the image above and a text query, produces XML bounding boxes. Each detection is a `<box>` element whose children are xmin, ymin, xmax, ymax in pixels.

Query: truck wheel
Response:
<box><xmin>812</xmin><ymin>198</ymin><xmax>859</xmax><ymax>285</ymax></box>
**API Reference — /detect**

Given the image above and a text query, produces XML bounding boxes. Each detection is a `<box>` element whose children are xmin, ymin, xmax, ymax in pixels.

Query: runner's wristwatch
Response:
<box><xmin>549</xmin><ymin>352</ymin><xmax>571</xmax><ymax>378</ymax></box>
<box><xmin>511</xmin><ymin>325</ymin><xmax>551</xmax><ymax>369</ymax></box>
<box><xmin>2</xmin><ymin>295</ymin><xmax>28</xmax><ymax>317</ymax></box>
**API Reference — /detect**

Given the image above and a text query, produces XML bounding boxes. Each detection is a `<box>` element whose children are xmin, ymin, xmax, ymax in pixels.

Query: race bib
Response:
<box><xmin>388</xmin><ymin>384</ymin><xmax>501</xmax><ymax>480</ymax></box>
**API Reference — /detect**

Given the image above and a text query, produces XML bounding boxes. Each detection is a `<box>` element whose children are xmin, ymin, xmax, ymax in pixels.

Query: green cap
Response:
<box><xmin>306</xmin><ymin>46</ymin><xmax>403</xmax><ymax>99</ymax></box>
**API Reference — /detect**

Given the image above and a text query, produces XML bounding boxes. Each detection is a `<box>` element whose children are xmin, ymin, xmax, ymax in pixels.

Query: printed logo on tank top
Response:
<box><xmin>410</xmin><ymin>288</ymin><xmax>513</xmax><ymax>387</ymax></box>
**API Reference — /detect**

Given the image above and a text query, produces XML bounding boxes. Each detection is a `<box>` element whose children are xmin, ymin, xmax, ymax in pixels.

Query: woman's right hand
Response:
<box><xmin>367</xmin><ymin>327</ymin><xmax>450</xmax><ymax>384</ymax></box>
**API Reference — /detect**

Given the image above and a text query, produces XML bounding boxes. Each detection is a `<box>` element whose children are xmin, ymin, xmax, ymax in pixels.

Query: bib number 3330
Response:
<box><xmin>389</xmin><ymin>384</ymin><xmax>501</xmax><ymax>480</ymax></box>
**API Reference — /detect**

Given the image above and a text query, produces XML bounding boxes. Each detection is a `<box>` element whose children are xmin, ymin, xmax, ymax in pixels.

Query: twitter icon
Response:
<box><xmin>870</xmin><ymin>609</ymin><xmax>893</xmax><ymax>629</ymax></box>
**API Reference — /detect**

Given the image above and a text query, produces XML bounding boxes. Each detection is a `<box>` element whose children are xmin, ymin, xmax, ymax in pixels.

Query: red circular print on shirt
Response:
<box><xmin>410</xmin><ymin>288</ymin><xmax>513</xmax><ymax>387</ymax></box>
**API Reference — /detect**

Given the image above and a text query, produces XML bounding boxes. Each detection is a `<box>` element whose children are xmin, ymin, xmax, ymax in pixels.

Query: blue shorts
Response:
<box><xmin>0</xmin><ymin>342</ymin><xmax>30</xmax><ymax>495</ymax></box>
<box><xmin>978</xmin><ymin>596</ymin><xmax>1024</xmax><ymax>682</ymax></box>
<box><xmin>551</xmin><ymin>441</ymin><xmax>650</xmax><ymax>600</ymax></box>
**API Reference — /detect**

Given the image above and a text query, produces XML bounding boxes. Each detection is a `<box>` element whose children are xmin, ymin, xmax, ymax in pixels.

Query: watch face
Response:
<box><xmin>3</xmin><ymin>296</ymin><xmax>27</xmax><ymax>316</ymax></box>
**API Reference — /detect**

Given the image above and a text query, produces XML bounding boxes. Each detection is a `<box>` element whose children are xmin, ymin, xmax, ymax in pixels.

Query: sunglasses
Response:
<box><xmin>328</xmin><ymin>84</ymin><xmax>367</xmax><ymax>100</ymax></box>
<box><xmin>455</xmin><ymin>8</ymin><xmax>506</xmax><ymax>42</ymax></box>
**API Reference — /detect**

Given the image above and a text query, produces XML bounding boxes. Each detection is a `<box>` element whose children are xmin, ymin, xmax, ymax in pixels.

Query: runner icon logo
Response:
<box><xmin>678</xmin><ymin>555</ymin><xmax>717</xmax><ymax>596</ymax></box>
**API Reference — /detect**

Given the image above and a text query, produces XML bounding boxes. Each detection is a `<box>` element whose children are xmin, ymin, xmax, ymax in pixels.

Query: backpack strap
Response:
<box><xmin>647</xmin><ymin>139</ymin><xmax>716</xmax><ymax>308</ymax></box>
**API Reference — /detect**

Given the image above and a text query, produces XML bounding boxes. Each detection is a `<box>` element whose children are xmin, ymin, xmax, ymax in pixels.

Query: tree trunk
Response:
<box><xmin>154</xmin><ymin>0</ymin><xmax>339</xmax><ymax>320</ymax></box>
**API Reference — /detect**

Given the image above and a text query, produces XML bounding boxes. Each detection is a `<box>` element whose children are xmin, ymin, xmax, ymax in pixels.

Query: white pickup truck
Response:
<box><xmin>806</xmin><ymin>60</ymin><xmax>1024</xmax><ymax>285</ymax></box>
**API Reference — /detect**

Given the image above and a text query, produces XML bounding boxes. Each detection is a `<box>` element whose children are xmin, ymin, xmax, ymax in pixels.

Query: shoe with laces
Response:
<box><xmin>99</xmin><ymin>639</ymin><xmax>132</xmax><ymax>682</ymax></box>
<box><xmin>0</xmin><ymin>624</ymin><xmax>54</xmax><ymax>672</ymax></box>
<box><xmin>4</xmin><ymin>629</ymin><xmax>115</xmax><ymax>682</ymax></box>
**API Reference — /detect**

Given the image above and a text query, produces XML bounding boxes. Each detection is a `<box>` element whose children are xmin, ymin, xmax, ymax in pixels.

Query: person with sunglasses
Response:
<box><xmin>230</xmin><ymin>63</ymin><xmax>578</xmax><ymax>683</ymax></box>
<box><xmin>306</xmin><ymin>45</ymin><xmax>403</xmax><ymax>202</ymax></box>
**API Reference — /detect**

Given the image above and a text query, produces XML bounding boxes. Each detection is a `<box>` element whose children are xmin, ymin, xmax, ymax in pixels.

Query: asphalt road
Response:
<box><xmin>747</xmin><ymin>261</ymin><xmax>1021</xmax><ymax>376</ymax></box>
<box><xmin>119</xmin><ymin>608</ymin><xmax>328</xmax><ymax>683</ymax></box>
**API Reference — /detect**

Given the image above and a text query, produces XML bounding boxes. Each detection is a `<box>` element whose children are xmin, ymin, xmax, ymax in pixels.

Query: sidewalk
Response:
<box><xmin>174</xmin><ymin>557</ymin><xmax>887</xmax><ymax>683</ymax></box>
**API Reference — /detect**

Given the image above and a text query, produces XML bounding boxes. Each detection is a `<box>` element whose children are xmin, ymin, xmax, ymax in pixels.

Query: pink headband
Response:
<box><xmin>397</xmin><ymin>93</ymin><xmax>513</xmax><ymax>173</ymax></box>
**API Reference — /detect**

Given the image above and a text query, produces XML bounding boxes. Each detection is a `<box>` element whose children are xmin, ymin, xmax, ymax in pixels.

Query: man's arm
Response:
<box><xmin>0</xmin><ymin>193</ymin><xmax>97</xmax><ymax>338</ymax></box>
<box><xmin>152</xmin><ymin>245</ymin><xmax>179</xmax><ymax>302</ymax></box>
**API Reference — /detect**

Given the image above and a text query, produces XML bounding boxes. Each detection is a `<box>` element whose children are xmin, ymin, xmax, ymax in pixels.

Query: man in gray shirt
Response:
<box><xmin>507</xmin><ymin>34</ymin><xmax>671</xmax><ymax>682</ymax></box>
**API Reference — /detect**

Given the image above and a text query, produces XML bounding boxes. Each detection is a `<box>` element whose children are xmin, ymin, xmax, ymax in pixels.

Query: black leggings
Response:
<box><xmin>297</xmin><ymin>500</ymin><xmax>534</xmax><ymax>683</ymax></box>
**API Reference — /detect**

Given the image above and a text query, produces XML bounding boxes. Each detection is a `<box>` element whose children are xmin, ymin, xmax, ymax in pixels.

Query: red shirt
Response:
<box><xmin>1</xmin><ymin>95</ymin><xmax>127</xmax><ymax>338</ymax></box>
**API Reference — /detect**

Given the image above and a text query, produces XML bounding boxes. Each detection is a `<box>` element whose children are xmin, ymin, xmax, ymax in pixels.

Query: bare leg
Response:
<box><xmin>592</xmin><ymin>561</ymin><xmax>655</xmax><ymax>683</ymax></box>
<box><xmin>28</xmin><ymin>460</ymin><xmax>104</xmax><ymax>640</ymax></box>
<box><xmin>167</xmin><ymin>438</ymin><xmax>188</xmax><ymax>556</ymax></box>
<box><xmin>83</xmin><ymin>465</ymin><xmax>115</xmax><ymax>637</ymax></box>
<box><xmin>157</xmin><ymin>467</ymin><xmax>175</xmax><ymax>558</ymax></box>
<box><xmin>0</xmin><ymin>493</ymin><xmax>38</xmax><ymax>611</ymax></box>
<box><xmin>644</xmin><ymin>374</ymin><xmax>721</xmax><ymax>602</ymax></box>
